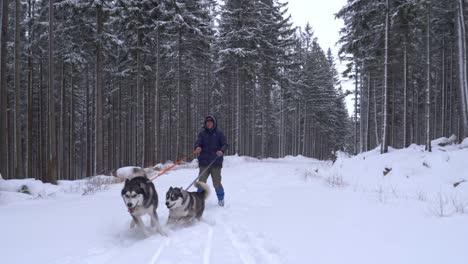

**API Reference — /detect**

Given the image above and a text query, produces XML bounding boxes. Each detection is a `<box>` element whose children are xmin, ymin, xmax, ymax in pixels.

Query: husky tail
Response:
<box><xmin>195</xmin><ymin>181</ymin><xmax>210</xmax><ymax>200</ymax></box>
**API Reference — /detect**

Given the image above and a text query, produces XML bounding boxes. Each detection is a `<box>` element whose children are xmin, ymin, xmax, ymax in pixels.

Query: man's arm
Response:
<box><xmin>194</xmin><ymin>131</ymin><xmax>203</xmax><ymax>151</ymax></box>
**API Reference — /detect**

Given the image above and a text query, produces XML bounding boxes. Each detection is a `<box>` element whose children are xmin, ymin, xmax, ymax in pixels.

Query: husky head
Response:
<box><xmin>165</xmin><ymin>187</ymin><xmax>185</xmax><ymax>209</ymax></box>
<box><xmin>121</xmin><ymin>178</ymin><xmax>147</xmax><ymax>214</ymax></box>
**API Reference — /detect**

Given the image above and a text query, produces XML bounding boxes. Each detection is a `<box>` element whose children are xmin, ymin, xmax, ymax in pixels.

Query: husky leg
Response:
<box><xmin>180</xmin><ymin>216</ymin><xmax>197</xmax><ymax>226</ymax></box>
<box><xmin>131</xmin><ymin>215</ymin><xmax>145</xmax><ymax>229</ymax></box>
<box><xmin>151</xmin><ymin>209</ymin><xmax>167</xmax><ymax>236</ymax></box>
<box><xmin>130</xmin><ymin>219</ymin><xmax>136</xmax><ymax>228</ymax></box>
<box><xmin>132</xmin><ymin>214</ymin><xmax>152</xmax><ymax>237</ymax></box>
<box><xmin>150</xmin><ymin>207</ymin><xmax>158</xmax><ymax>227</ymax></box>
<box><xmin>166</xmin><ymin>215</ymin><xmax>175</xmax><ymax>225</ymax></box>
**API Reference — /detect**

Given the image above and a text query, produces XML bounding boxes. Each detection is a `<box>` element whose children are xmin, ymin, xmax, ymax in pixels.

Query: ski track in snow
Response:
<box><xmin>203</xmin><ymin>226</ymin><xmax>214</xmax><ymax>264</ymax></box>
<box><xmin>149</xmin><ymin>237</ymin><xmax>170</xmax><ymax>264</ymax></box>
<box><xmin>221</xmin><ymin>210</ymin><xmax>282</xmax><ymax>264</ymax></box>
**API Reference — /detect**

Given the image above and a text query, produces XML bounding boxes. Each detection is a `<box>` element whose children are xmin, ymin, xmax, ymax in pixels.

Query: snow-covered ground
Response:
<box><xmin>1</xmin><ymin>140</ymin><xmax>468</xmax><ymax>264</ymax></box>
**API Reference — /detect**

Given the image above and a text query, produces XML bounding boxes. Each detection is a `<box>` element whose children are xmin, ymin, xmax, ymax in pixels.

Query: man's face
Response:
<box><xmin>206</xmin><ymin>120</ymin><xmax>214</xmax><ymax>129</ymax></box>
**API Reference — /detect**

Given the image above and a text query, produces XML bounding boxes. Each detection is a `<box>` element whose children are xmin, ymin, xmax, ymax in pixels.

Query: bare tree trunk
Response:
<box><xmin>433</xmin><ymin>74</ymin><xmax>437</xmax><ymax>138</ymax></box>
<box><xmin>176</xmin><ymin>29</ymin><xmax>182</xmax><ymax>159</ymax></box>
<box><xmin>279</xmin><ymin>75</ymin><xmax>285</xmax><ymax>157</ymax></box>
<box><xmin>251</xmin><ymin>89</ymin><xmax>256</xmax><ymax>155</ymax></box>
<box><xmin>449</xmin><ymin>47</ymin><xmax>454</xmax><ymax>135</ymax></box>
<box><xmin>59</xmin><ymin>60</ymin><xmax>65</xmax><ymax>179</ymax></box>
<box><xmin>132</xmin><ymin>81</ymin><xmax>137</xmax><ymax>164</ymax></box>
<box><xmin>143</xmin><ymin>82</ymin><xmax>146</xmax><ymax>166</ymax></box>
<box><xmin>366</xmin><ymin>72</ymin><xmax>371</xmax><ymax>151</ymax></box>
<box><xmin>170</xmin><ymin>87</ymin><xmax>174</xmax><ymax>159</ymax></box>
<box><xmin>69</xmin><ymin>64</ymin><xmax>74</xmax><ymax>179</ymax></box>
<box><xmin>39</xmin><ymin>60</ymin><xmax>44</xmax><ymax>179</ymax></box>
<box><xmin>441</xmin><ymin>39</ymin><xmax>446</xmax><ymax>137</ymax></box>
<box><xmin>403</xmin><ymin>46</ymin><xmax>408</xmax><ymax>147</ymax></box>
<box><xmin>0</xmin><ymin>0</ymin><xmax>9</xmax><ymax>179</ymax></box>
<box><xmin>354</xmin><ymin>63</ymin><xmax>358</xmax><ymax>154</ymax></box>
<box><xmin>425</xmin><ymin>6</ymin><xmax>432</xmax><ymax>152</ymax></box>
<box><xmin>94</xmin><ymin>4</ymin><xmax>104</xmax><ymax>175</ymax></box>
<box><xmin>154</xmin><ymin>28</ymin><xmax>160</xmax><ymax>164</ymax></box>
<box><xmin>27</xmin><ymin>0</ymin><xmax>34</xmax><ymax>178</ymax></box>
<box><xmin>373</xmin><ymin>78</ymin><xmax>379</xmax><ymax>147</ymax></box>
<box><xmin>456</xmin><ymin>0</ymin><xmax>468</xmax><ymax>136</ymax></box>
<box><xmin>303</xmin><ymin>106</ymin><xmax>307</xmax><ymax>155</ymax></box>
<box><xmin>359</xmin><ymin>70</ymin><xmax>364</xmax><ymax>152</ymax></box>
<box><xmin>15</xmin><ymin>0</ymin><xmax>24</xmax><ymax>178</ymax></box>
<box><xmin>415</xmin><ymin>81</ymin><xmax>420</xmax><ymax>144</ymax></box>
<box><xmin>45</xmin><ymin>0</ymin><xmax>57</xmax><ymax>184</ymax></box>
<box><xmin>381</xmin><ymin>0</ymin><xmax>390</xmax><ymax>154</ymax></box>
<box><xmin>391</xmin><ymin>74</ymin><xmax>396</xmax><ymax>147</ymax></box>
<box><xmin>118</xmin><ymin>78</ymin><xmax>123</xmax><ymax>167</ymax></box>
<box><xmin>136</xmin><ymin>31</ymin><xmax>143</xmax><ymax>166</ymax></box>
<box><xmin>85</xmin><ymin>67</ymin><xmax>91</xmax><ymax>177</ymax></box>
<box><xmin>410</xmin><ymin>79</ymin><xmax>415</xmax><ymax>143</ymax></box>
<box><xmin>236</xmin><ymin>66</ymin><xmax>240</xmax><ymax>154</ymax></box>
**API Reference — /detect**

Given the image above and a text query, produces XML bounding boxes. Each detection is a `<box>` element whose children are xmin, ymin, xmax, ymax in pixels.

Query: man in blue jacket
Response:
<box><xmin>194</xmin><ymin>115</ymin><xmax>228</xmax><ymax>206</ymax></box>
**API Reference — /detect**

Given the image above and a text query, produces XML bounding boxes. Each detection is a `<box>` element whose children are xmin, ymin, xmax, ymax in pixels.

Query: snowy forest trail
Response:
<box><xmin>1</xmin><ymin>155</ymin><xmax>467</xmax><ymax>264</ymax></box>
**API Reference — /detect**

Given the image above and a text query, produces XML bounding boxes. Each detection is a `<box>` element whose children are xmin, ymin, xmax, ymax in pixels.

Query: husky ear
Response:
<box><xmin>169</xmin><ymin>187</ymin><xmax>173</xmax><ymax>191</ymax></box>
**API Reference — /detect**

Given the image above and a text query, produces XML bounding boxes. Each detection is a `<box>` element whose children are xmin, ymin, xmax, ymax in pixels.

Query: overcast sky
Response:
<box><xmin>284</xmin><ymin>0</ymin><xmax>354</xmax><ymax>115</ymax></box>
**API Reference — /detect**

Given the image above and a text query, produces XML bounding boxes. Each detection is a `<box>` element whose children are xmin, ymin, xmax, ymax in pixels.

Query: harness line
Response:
<box><xmin>185</xmin><ymin>156</ymin><xmax>220</xmax><ymax>191</ymax></box>
<box><xmin>149</xmin><ymin>151</ymin><xmax>198</xmax><ymax>182</ymax></box>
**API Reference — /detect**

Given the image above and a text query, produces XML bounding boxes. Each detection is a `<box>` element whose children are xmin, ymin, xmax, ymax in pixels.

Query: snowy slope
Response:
<box><xmin>1</xmin><ymin>144</ymin><xmax>467</xmax><ymax>264</ymax></box>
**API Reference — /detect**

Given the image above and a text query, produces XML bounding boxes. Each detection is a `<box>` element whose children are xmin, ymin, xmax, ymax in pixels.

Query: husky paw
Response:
<box><xmin>158</xmin><ymin>228</ymin><xmax>168</xmax><ymax>237</ymax></box>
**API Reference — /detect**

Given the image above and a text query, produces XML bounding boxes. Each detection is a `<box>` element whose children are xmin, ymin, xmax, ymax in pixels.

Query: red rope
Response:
<box><xmin>149</xmin><ymin>151</ymin><xmax>197</xmax><ymax>182</ymax></box>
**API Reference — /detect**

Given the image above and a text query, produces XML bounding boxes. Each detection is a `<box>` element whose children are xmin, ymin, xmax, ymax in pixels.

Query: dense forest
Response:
<box><xmin>337</xmin><ymin>0</ymin><xmax>468</xmax><ymax>154</ymax></box>
<box><xmin>0</xmin><ymin>0</ymin><xmax>349</xmax><ymax>181</ymax></box>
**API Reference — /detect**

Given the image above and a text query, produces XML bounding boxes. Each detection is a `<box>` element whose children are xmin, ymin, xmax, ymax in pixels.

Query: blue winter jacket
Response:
<box><xmin>194</xmin><ymin>115</ymin><xmax>228</xmax><ymax>168</ymax></box>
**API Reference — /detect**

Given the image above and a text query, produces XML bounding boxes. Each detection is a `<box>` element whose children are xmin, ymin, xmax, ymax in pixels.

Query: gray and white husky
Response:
<box><xmin>121</xmin><ymin>176</ymin><xmax>166</xmax><ymax>236</ymax></box>
<box><xmin>165</xmin><ymin>182</ymin><xmax>210</xmax><ymax>225</ymax></box>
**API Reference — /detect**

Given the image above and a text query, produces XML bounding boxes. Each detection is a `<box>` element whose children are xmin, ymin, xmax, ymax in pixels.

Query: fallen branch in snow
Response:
<box><xmin>383</xmin><ymin>167</ymin><xmax>392</xmax><ymax>176</ymax></box>
<box><xmin>453</xmin><ymin>180</ymin><xmax>466</xmax><ymax>188</ymax></box>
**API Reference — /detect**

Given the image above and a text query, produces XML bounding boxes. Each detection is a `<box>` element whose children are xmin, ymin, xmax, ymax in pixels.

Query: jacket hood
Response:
<box><xmin>204</xmin><ymin>115</ymin><xmax>217</xmax><ymax>130</ymax></box>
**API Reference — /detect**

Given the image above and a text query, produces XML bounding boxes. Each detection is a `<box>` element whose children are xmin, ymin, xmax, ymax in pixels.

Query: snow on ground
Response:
<box><xmin>1</xmin><ymin>141</ymin><xmax>467</xmax><ymax>264</ymax></box>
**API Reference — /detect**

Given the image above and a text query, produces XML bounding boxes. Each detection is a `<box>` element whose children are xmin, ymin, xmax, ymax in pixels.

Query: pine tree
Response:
<box><xmin>338</xmin><ymin>0</ymin><xmax>468</xmax><ymax>153</ymax></box>
<box><xmin>0</xmin><ymin>0</ymin><xmax>10</xmax><ymax>179</ymax></box>
<box><xmin>1</xmin><ymin>0</ymin><xmax>356</xmax><ymax>180</ymax></box>
<box><xmin>456</xmin><ymin>0</ymin><xmax>468</xmax><ymax>136</ymax></box>
<box><xmin>46</xmin><ymin>0</ymin><xmax>57</xmax><ymax>184</ymax></box>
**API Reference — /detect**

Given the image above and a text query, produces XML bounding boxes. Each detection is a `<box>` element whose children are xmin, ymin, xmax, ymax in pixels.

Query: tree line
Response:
<box><xmin>0</xmin><ymin>0</ymin><xmax>349</xmax><ymax>182</ymax></box>
<box><xmin>337</xmin><ymin>0</ymin><xmax>468</xmax><ymax>154</ymax></box>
